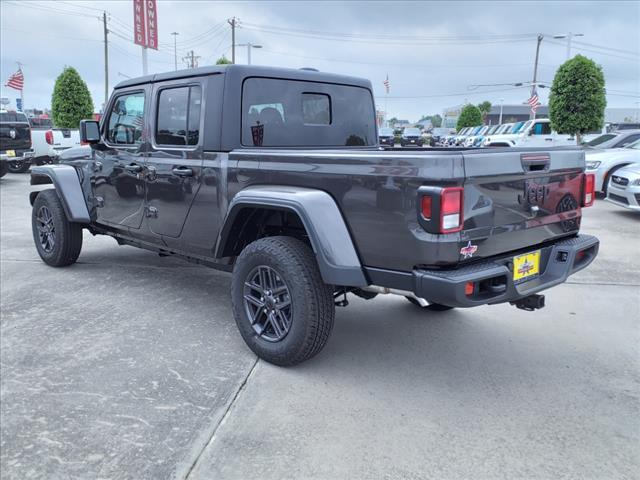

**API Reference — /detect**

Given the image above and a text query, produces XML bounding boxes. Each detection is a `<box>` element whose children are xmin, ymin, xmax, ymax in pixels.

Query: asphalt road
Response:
<box><xmin>1</xmin><ymin>172</ymin><xmax>638</xmax><ymax>480</ymax></box>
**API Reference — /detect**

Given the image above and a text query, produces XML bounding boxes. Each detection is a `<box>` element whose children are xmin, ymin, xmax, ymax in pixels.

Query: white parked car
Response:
<box><xmin>484</xmin><ymin>118</ymin><xmax>576</xmax><ymax>148</ymax></box>
<box><xmin>585</xmin><ymin>139</ymin><xmax>640</xmax><ymax>194</ymax></box>
<box><xmin>605</xmin><ymin>162</ymin><xmax>640</xmax><ymax>211</ymax></box>
<box><xmin>464</xmin><ymin>125</ymin><xmax>490</xmax><ymax>147</ymax></box>
<box><xmin>31</xmin><ymin>127</ymin><xmax>81</xmax><ymax>164</ymax></box>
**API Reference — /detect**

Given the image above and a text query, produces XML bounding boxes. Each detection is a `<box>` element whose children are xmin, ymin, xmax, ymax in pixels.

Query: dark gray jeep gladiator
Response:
<box><xmin>29</xmin><ymin>65</ymin><xmax>599</xmax><ymax>366</ymax></box>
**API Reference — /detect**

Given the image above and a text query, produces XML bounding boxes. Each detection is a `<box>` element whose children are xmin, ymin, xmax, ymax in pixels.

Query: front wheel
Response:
<box><xmin>231</xmin><ymin>236</ymin><xmax>335</xmax><ymax>366</ymax></box>
<box><xmin>405</xmin><ymin>296</ymin><xmax>454</xmax><ymax>311</ymax></box>
<box><xmin>31</xmin><ymin>189</ymin><xmax>83</xmax><ymax>267</ymax></box>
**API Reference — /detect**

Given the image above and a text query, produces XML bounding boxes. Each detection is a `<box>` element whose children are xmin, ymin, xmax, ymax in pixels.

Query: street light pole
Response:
<box><xmin>498</xmin><ymin>98</ymin><xmax>504</xmax><ymax>124</ymax></box>
<box><xmin>171</xmin><ymin>32</ymin><xmax>179</xmax><ymax>71</ymax></box>
<box><xmin>553</xmin><ymin>32</ymin><xmax>584</xmax><ymax>60</ymax></box>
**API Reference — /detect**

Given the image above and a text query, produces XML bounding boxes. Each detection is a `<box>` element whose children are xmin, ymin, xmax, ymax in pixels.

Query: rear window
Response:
<box><xmin>0</xmin><ymin>112</ymin><xmax>28</xmax><ymax>123</ymax></box>
<box><xmin>379</xmin><ymin>128</ymin><xmax>394</xmax><ymax>136</ymax></box>
<box><xmin>242</xmin><ymin>77</ymin><xmax>376</xmax><ymax>147</ymax></box>
<box><xmin>585</xmin><ymin>134</ymin><xmax>616</xmax><ymax>146</ymax></box>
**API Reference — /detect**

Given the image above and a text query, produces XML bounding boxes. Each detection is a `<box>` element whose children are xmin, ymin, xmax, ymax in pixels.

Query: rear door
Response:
<box><xmin>145</xmin><ymin>81</ymin><xmax>204</xmax><ymax>238</ymax></box>
<box><xmin>461</xmin><ymin>148</ymin><xmax>585</xmax><ymax>261</ymax></box>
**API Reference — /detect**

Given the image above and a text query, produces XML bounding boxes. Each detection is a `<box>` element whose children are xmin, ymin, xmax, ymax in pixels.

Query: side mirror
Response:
<box><xmin>80</xmin><ymin>120</ymin><xmax>101</xmax><ymax>144</ymax></box>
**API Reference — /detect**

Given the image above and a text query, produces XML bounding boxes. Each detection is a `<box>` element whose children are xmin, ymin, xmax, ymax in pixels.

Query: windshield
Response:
<box><xmin>585</xmin><ymin>133</ymin><xmax>617</xmax><ymax>147</ymax></box>
<box><xmin>486</xmin><ymin>125</ymin><xmax>499</xmax><ymax>134</ymax></box>
<box><xmin>379</xmin><ymin>127</ymin><xmax>394</xmax><ymax>136</ymax></box>
<box><xmin>0</xmin><ymin>112</ymin><xmax>28</xmax><ymax>123</ymax></box>
<box><xmin>403</xmin><ymin>128</ymin><xmax>421</xmax><ymax>136</ymax></box>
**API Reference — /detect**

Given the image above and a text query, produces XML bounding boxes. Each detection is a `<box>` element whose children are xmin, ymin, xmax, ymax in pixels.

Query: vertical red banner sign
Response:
<box><xmin>145</xmin><ymin>0</ymin><xmax>158</xmax><ymax>50</ymax></box>
<box><xmin>133</xmin><ymin>0</ymin><xmax>146</xmax><ymax>47</ymax></box>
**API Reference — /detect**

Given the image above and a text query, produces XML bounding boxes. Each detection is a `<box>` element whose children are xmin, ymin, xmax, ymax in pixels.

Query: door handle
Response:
<box><xmin>124</xmin><ymin>163</ymin><xmax>143</xmax><ymax>173</ymax></box>
<box><xmin>545</xmin><ymin>138</ymin><xmax>553</xmax><ymax>142</ymax></box>
<box><xmin>172</xmin><ymin>167</ymin><xmax>193</xmax><ymax>177</ymax></box>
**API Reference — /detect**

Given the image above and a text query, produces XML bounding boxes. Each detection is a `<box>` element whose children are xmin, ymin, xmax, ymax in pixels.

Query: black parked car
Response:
<box><xmin>400</xmin><ymin>127</ymin><xmax>423</xmax><ymax>147</ymax></box>
<box><xmin>0</xmin><ymin>110</ymin><xmax>34</xmax><ymax>174</ymax></box>
<box><xmin>378</xmin><ymin>127</ymin><xmax>395</xmax><ymax>147</ymax></box>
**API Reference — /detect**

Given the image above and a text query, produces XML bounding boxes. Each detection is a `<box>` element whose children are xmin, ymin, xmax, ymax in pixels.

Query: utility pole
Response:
<box><xmin>498</xmin><ymin>98</ymin><xmax>504</xmax><ymax>125</ymax></box>
<box><xmin>171</xmin><ymin>32</ymin><xmax>179</xmax><ymax>71</ymax></box>
<box><xmin>103</xmin><ymin>11</ymin><xmax>109</xmax><ymax>108</ymax></box>
<box><xmin>553</xmin><ymin>32</ymin><xmax>584</xmax><ymax>60</ymax></box>
<box><xmin>182</xmin><ymin>50</ymin><xmax>200</xmax><ymax>69</ymax></box>
<box><xmin>531</xmin><ymin>34</ymin><xmax>543</xmax><ymax>120</ymax></box>
<box><xmin>228</xmin><ymin>17</ymin><xmax>237</xmax><ymax>64</ymax></box>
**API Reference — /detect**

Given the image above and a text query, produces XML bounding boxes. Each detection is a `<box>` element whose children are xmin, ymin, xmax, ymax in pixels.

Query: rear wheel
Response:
<box><xmin>31</xmin><ymin>189</ymin><xmax>83</xmax><ymax>267</ymax></box>
<box><xmin>8</xmin><ymin>159</ymin><xmax>31</xmax><ymax>173</ymax></box>
<box><xmin>405</xmin><ymin>296</ymin><xmax>454</xmax><ymax>311</ymax></box>
<box><xmin>231</xmin><ymin>236</ymin><xmax>335</xmax><ymax>366</ymax></box>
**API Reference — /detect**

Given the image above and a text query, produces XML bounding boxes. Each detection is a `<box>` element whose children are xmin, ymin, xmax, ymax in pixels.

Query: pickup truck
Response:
<box><xmin>30</xmin><ymin>118</ymin><xmax>81</xmax><ymax>165</ymax></box>
<box><xmin>1</xmin><ymin>110</ymin><xmax>34</xmax><ymax>174</ymax></box>
<box><xmin>28</xmin><ymin>65</ymin><xmax>600</xmax><ymax>366</ymax></box>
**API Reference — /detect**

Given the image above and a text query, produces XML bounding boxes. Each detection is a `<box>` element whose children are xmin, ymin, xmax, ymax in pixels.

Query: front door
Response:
<box><xmin>145</xmin><ymin>83</ymin><xmax>204</xmax><ymax>238</ymax></box>
<box><xmin>528</xmin><ymin>121</ymin><xmax>555</xmax><ymax>146</ymax></box>
<box><xmin>94</xmin><ymin>89</ymin><xmax>147</xmax><ymax>229</ymax></box>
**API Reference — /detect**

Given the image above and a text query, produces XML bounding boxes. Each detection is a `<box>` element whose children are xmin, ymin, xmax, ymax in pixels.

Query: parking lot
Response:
<box><xmin>1</xmin><ymin>172</ymin><xmax>638</xmax><ymax>479</ymax></box>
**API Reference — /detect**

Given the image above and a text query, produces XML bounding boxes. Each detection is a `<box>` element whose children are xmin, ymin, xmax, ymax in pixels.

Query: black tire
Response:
<box><xmin>31</xmin><ymin>189</ymin><xmax>83</xmax><ymax>267</ymax></box>
<box><xmin>405</xmin><ymin>296</ymin><xmax>454</xmax><ymax>311</ymax></box>
<box><xmin>231</xmin><ymin>236</ymin><xmax>335</xmax><ymax>366</ymax></box>
<box><xmin>0</xmin><ymin>161</ymin><xmax>7</xmax><ymax>178</ymax></box>
<box><xmin>8</xmin><ymin>159</ymin><xmax>31</xmax><ymax>173</ymax></box>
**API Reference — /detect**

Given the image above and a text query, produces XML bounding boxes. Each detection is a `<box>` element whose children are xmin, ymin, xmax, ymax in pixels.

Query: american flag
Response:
<box><xmin>5</xmin><ymin>68</ymin><xmax>24</xmax><ymax>91</ymax></box>
<box><xmin>527</xmin><ymin>87</ymin><xmax>541</xmax><ymax>114</ymax></box>
<box><xmin>383</xmin><ymin>75</ymin><xmax>390</xmax><ymax>94</ymax></box>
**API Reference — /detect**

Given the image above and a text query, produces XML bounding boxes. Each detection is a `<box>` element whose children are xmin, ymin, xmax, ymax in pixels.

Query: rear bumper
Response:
<box><xmin>414</xmin><ymin>234</ymin><xmax>599</xmax><ymax>307</ymax></box>
<box><xmin>1</xmin><ymin>149</ymin><xmax>34</xmax><ymax>161</ymax></box>
<box><xmin>365</xmin><ymin>234</ymin><xmax>599</xmax><ymax>308</ymax></box>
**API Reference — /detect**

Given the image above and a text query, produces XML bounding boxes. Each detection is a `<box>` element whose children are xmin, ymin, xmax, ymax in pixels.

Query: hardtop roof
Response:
<box><xmin>114</xmin><ymin>64</ymin><xmax>372</xmax><ymax>90</ymax></box>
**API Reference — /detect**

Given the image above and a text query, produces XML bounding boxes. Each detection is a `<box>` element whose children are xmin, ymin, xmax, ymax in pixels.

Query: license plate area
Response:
<box><xmin>513</xmin><ymin>250</ymin><xmax>541</xmax><ymax>283</ymax></box>
<box><xmin>6</xmin><ymin>150</ymin><xmax>16</xmax><ymax>157</ymax></box>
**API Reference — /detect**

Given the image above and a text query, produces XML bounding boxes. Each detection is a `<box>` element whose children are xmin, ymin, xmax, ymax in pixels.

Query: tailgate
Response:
<box><xmin>52</xmin><ymin>129</ymin><xmax>81</xmax><ymax>148</ymax></box>
<box><xmin>0</xmin><ymin>122</ymin><xmax>31</xmax><ymax>151</ymax></box>
<box><xmin>461</xmin><ymin>148</ymin><xmax>585</xmax><ymax>262</ymax></box>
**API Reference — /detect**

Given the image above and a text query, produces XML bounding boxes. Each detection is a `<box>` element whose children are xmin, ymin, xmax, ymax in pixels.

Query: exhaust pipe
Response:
<box><xmin>361</xmin><ymin>286</ymin><xmax>430</xmax><ymax>307</ymax></box>
<box><xmin>510</xmin><ymin>294</ymin><xmax>545</xmax><ymax>311</ymax></box>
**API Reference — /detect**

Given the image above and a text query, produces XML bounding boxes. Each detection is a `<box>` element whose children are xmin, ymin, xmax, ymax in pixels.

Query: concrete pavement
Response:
<box><xmin>1</xmin><ymin>173</ymin><xmax>638</xmax><ymax>479</ymax></box>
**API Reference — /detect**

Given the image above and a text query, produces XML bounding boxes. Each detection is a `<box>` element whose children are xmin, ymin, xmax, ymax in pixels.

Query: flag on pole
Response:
<box><xmin>383</xmin><ymin>75</ymin><xmax>390</xmax><ymax>94</ymax></box>
<box><xmin>527</xmin><ymin>87</ymin><xmax>541</xmax><ymax>114</ymax></box>
<box><xmin>5</xmin><ymin>68</ymin><xmax>24</xmax><ymax>91</ymax></box>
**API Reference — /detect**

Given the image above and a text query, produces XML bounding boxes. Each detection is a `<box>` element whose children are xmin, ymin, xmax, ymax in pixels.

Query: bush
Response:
<box><xmin>51</xmin><ymin>67</ymin><xmax>93</xmax><ymax>129</ymax></box>
<box><xmin>549</xmin><ymin>55</ymin><xmax>606</xmax><ymax>144</ymax></box>
<box><xmin>457</xmin><ymin>104</ymin><xmax>482</xmax><ymax>130</ymax></box>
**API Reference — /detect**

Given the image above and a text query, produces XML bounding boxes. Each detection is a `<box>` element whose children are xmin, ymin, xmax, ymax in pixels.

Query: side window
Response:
<box><xmin>618</xmin><ymin>134</ymin><xmax>640</xmax><ymax>147</ymax></box>
<box><xmin>106</xmin><ymin>92</ymin><xmax>145</xmax><ymax>145</ymax></box>
<box><xmin>156</xmin><ymin>85</ymin><xmax>202</xmax><ymax>146</ymax></box>
<box><xmin>302</xmin><ymin>93</ymin><xmax>331</xmax><ymax>125</ymax></box>
<box><xmin>533</xmin><ymin>122</ymin><xmax>552</xmax><ymax>135</ymax></box>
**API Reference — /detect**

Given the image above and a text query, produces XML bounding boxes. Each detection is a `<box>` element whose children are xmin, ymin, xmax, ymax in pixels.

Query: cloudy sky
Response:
<box><xmin>1</xmin><ymin>0</ymin><xmax>638</xmax><ymax>121</ymax></box>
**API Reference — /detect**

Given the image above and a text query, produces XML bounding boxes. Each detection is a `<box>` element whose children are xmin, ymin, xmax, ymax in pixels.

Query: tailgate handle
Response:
<box><xmin>521</xmin><ymin>153</ymin><xmax>550</xmax><ymax>173</ymax></box>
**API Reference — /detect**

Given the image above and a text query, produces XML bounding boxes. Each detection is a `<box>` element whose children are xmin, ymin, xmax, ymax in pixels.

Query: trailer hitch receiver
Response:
<box><xmin>510</xmin><ymin>294</ymin><xmax>545</xmax><ymax>311</ymax></box>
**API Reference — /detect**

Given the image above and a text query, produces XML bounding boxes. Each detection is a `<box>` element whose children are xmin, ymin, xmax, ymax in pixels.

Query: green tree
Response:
<box><xmin>456</xmin><ymin>104</ymin><xmax>482</xmax><ymax>130</ymax></box>
<box><xmin>216</xmin><ymin>55</ymin><xmax>232</xmax><ymax>65</ymax></box>
<box><xmin>477</xmin><ymin>101</ymin><xmax>492</xmax><ymax>122</ymax></box>
<box><xmin>51</xmin><ymin>67</ymin><xmax>93</xmax><ymax>129</ymax></box>
<box><xmin>549</xmin><ymin>55</ymin><xmax>606</xmax><ymax>144</ymax></box>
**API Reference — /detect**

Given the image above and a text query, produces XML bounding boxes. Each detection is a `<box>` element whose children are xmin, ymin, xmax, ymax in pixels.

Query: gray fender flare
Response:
<box><xmin>217</xmin><ymin>186</ymin><xmax>367</xmax><ymax>287</ymax></box>
<box><xmin>30</xmin><ymin>165</ymin><xmax>91</xmax><ymax>223</ymax></box>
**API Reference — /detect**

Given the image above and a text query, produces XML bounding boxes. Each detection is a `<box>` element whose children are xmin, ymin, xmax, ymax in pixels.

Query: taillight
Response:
<box><xmin>440</xmin><ymin>187</ymin><xmax>464</xmax><ymax>233</ymax></box>
<box><xmin>419</xmin><ymin>187</ymin><xmax>464</xmax><ymax>234</ymax></box>
<box><xmin>45</xmin><ymin>130</ymin><xmax>54</xmax><ymax>145</ymax></box>
<box><xmin>421</xmin><ymin>196</ymin><xmax>433</xmax><ymax>220</ymax></box>
<box><xmin>583</xmin><ymin>173</ymin><xmax>595</xmax><ymax>207</ymax></box>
